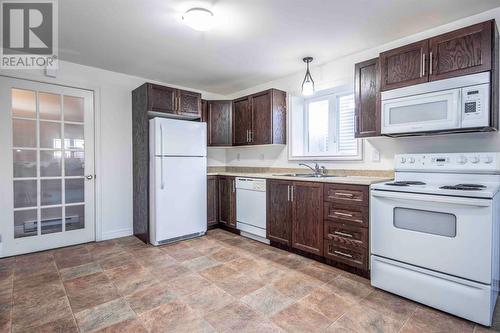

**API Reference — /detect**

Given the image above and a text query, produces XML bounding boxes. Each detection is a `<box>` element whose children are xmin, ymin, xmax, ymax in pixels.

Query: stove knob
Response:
<box><xmin>408</xmin><ymin>157</ymin><xmax>415</xmax><ymax>164</ymax></box>
<box><xmin>483</xmin><ymin>156</ymin><xmax>494</xmax><ymax>164</ymax></box>
<box><xmin>399</xmin><ymin>157</ymin><xmax>407</xmax><ymax>164</ymax></box>
<box><xmin>470</xmin><ymin>156</ymin><xmax>480</xmax><ymax>164</ymax></box>
<box><xmin>457</xmin><ymin>156</ymin><xmax>468</xmax><ymax>165</ymax></box>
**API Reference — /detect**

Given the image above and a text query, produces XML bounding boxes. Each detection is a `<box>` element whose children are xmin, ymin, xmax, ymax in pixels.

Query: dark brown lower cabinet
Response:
<box><xmin>218</xmin><ymin>176</ymin><xmax>236</xmax><ymax>228</ymax></box>
<box><xmin>291</xmin><ymin>182</ymin><xmax>324</xmax><ymax>256</ymax></box>
<box><xmin>207</xmin><ymin>176</ymin><xmax>218</xmax><ymax>227</ymax></box>
<box><xmin>267</xmin><ymin>180</ymin><xmax>293</xmax><ymax>246</ymax></box>
<box><xmin>267</xmin><ymin>180</ymin><xmax>323</xmax><ymax>256</ymax></box>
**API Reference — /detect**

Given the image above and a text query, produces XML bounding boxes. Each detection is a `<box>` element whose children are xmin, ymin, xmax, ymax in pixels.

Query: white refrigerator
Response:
<box><xmin>149</xmin><ymin>117</ymin><xmax>207</xmax><ymax>246</ymax></box>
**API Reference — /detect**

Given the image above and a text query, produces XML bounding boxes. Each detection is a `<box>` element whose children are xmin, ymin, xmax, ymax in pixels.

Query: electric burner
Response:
<box><xmin>455</xmin><ymin>184</ymin><xmax>487</xmax><ymax>188</ymax></box>
<box><xmin>386</xmin><ymin>181</ymin><xmax>426</xmax><ymax>187</ymax></box>
<box><xmin>440</xmin><ymin>185</ymin><xmax>484</xmax><ymax>191</ymax></box>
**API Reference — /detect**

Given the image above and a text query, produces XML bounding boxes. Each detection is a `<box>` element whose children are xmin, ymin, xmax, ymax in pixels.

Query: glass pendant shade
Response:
<box><xmin>301</xmin><ymin>57</ymin><xmax>315</xmax><ymax>96</ymax></box>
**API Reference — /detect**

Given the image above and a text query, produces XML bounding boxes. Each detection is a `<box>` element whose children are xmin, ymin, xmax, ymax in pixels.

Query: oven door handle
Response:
<box><xmin>371</xmin><ymin>190</ymin><xmax>491</xmax><ymax>207</ymax></box>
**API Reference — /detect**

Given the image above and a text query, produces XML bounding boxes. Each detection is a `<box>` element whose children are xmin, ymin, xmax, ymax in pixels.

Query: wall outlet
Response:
<box><xmin>372</xmin><ymin>149</ymin><xmax>381</xmax><ymax>162</ymax></box>
<box><xmin>236</xmin><ymin>153</ymin><xmax>240</xmax><ymax>161</ymax></box>
<box><xmin>259</xmin><ymin>153</ymin><xmax>265</xmax><ymax>160</ymax></box>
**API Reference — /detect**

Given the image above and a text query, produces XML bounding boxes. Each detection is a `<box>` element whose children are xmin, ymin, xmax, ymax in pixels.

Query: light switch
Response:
<box><xmin>372</xmin><ymin>149</ymin><xmax>380</xmax><ymax>162</ymax></box>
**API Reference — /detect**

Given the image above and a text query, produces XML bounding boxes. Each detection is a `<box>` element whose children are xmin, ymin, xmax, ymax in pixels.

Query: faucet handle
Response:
<box><xmin>321</xmin><ymin>166</ymin><xmax>327</xmax><ymax>175</ymax></box>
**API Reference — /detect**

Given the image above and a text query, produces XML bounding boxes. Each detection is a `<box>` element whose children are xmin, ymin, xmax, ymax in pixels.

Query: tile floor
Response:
<box><xmin>0</xmin><ymin>229</ymin><xmax>498</xmax><ymax>333</ymax></box>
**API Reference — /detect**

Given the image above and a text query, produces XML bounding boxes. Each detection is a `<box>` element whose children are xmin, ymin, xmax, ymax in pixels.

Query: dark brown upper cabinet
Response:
<box><xmin>218</xmin><ymin>176</ymin><xmax>236</xmax><ymax>229</ymax></box>
<box><xmin>145</xmin><ymin>83</ymin><xmax>201</xmax><ymax>118</ymax></box>
<box><xmin>380</xmin><ymin>40</ymin><xmax>429</xmax><ymax>91</ymax></box>
<box><xmin>429</xmin><ymin>21</ymin><xmax>493</xmax><ymax>81</ymax></box>
<box><xmin>177</xmin><ymin>89</ymin><xmax>202</xmax><ymax>117</ymax></box>
<box><xmin>233</xmin><ymin>98</ymin><xmax>252</xmax><ymax>145</ymax></box>
<box><xmin>232</xmin><ymin>89</ymin><xmax>287</xmax><ymax>146</ymax></box>
<box><xmin>267</xmin><ymin>180</ymin><xmax>293</xmax><ymax>246</ymax></box>
<box><xmin>206</xmin><ymin>101</ymin><xmax>232</xmax><ymax>146</ymax></box>
<box><xmin>380</xmin><ymin>20</ymin><xmax>496</xmax><ymax>92</ymax></box>
<box><xmin>148</xmin><ymin>84</ymin><xmax>177</xmax><ymax>113</ymax></box>
<box><xmin>354</xmin><ymin>58</ymin><xmax>381</xmax><ymax>138</ymax></box>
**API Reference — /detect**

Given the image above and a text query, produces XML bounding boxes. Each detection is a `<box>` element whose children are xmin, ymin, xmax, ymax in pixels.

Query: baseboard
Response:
<box><xmin>101</xmin><ymin>228</ymin><xmax>133</xmax><ymax>241</ymax></box>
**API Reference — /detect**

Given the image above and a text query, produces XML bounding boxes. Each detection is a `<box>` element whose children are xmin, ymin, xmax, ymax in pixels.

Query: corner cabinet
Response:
<box><xmin>354</xmin><ymin>58</ymin><xmax>380</xmax><ymax>138</ymax></box>
<box><xmin>146</xmin><ymin>83</ymin><xmax>201</xmax><ymax>118</ymax></box>
<box><xmin>232</xmin><ymin>89</ymin><xmax>287</xmax><ymax>146</ymax></box>
<box><xmin>266</xmin><ymin>180</ymin><xmax>323</xmax><ymax>256</ymax></box>
<box><xmin>206</xmin><ymin>101</ymin><xmax>232</xmax><ymax>146</ymax></box>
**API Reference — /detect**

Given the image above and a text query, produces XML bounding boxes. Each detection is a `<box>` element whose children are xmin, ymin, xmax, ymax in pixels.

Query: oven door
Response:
<box><xmin>370</xmin><ymin>190</ymin><xmax>493</xmax><ymax>284</ymax></box>
<box><xmin>381</xmin><ymin>88</ymin><xmax>461</xmax><ymax>135</ymax></box>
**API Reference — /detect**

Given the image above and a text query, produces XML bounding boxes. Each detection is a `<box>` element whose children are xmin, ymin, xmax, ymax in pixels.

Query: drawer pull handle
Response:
<box><xmin>334</xmin><ymin>250</ymin><xmax>353</xmax><ymax>258</ymax></box>
<box><xmin>334</xmin><ymin>192</ymin><xmax>354</xmax><ymax>198</ymax></box>
<box><xmin>334</xmin><ymin>212</ymin><xmax>353</xmax><ymax>218</ymax></box>
<box><xmin>333</xmin><ymin>231</ymin><xmax>353</xmax><ymax>238</ymax></box>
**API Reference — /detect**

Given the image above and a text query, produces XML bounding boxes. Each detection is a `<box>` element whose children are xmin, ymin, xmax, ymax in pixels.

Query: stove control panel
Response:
<box><xmin>395</xmin><ymin>153</ymin><xmax>500</xmax><ymax>172</ymax></box>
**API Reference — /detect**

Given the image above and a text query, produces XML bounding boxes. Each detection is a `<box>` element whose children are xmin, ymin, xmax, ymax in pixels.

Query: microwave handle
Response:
<box><xmin>371</xmin><ymin>190</ymin><xmax>491</xmax><ymax>207</ymax></box>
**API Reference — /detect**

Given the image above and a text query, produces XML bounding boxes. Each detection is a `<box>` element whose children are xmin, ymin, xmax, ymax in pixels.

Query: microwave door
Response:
<box><xmin>381</xmin><ymin>89</ymin><xmax>461</xmax><ymax>135</ymax></box>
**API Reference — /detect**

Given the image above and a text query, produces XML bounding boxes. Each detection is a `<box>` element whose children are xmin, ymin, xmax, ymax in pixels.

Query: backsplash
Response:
<box><xmin>207</xmin><ymin>166</ymin><xmax>394</xmax><ymax>178</ymax></box>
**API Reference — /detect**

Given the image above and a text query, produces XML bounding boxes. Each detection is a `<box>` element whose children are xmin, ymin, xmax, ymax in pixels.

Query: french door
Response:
<box><xmin>0</xmin><ymin>77</ymin><xmax>95</xmax><ymax>257</ymax></box>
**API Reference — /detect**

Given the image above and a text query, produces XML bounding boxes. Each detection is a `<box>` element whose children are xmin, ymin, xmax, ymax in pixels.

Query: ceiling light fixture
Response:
<box><xmin>301</xmin><ymin>57</ymin><xmax>315</xmax><ymax>96</ymax></box>
<box><xmin>182</xmin><ymin>8</ymin><xmax>214</xmax><ymax>32</ymax></box>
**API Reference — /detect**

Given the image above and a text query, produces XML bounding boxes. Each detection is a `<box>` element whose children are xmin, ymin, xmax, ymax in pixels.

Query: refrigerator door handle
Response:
<box><xmin>160</xmin><ymin>124</ymin><xmax>165</xmax><ymax>190</ymax></box>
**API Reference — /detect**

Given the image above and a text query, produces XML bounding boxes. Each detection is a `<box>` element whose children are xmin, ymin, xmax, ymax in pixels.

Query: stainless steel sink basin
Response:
<box><xmin>274</xmin><ymin>173</ymin><xmax>337</xmax><ymax>178</ymax></box>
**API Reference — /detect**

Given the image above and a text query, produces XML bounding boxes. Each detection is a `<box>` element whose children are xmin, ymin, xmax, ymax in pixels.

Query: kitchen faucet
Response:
<box><xmin>299</xmin><ymin>163</ymin><xmax>326</xmax><ymax>176</ymax></box>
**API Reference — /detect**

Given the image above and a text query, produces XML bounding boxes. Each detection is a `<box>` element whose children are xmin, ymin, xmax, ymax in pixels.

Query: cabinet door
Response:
<box><xmin>380</xmin><ymin>40</ymin><xmax>429</xmax><ymax>91</ymax></box>
<box><xmin>177</xmin><ymin>89</ymin><xmax>202</xmax><ymax>117</ymax></box>
<box><xmin>291</xmin><ymin>181</ymin><xmax>323</xmax><ymax>256</ymax></box>
<box><xmin>354</xmin><ymin>58</ymin><xmax>380</xmax><ymax>138</ymax></box>
<box><xmin>429</xmin><ymin>21</ymin><xmax>493</xmax><ymax>81</ymax></box>
<box><xmin>233</xmin><ymin>98</ymin><xmax>252</xmax><ymax>145</ymax></box>
<box><xmin>266</xmin><ymin>180</ymin><xmax>292</xmax><ymax>246</ymax></box>
<box><xmin>148</xmin><ymin>84</ymin><xmax>176</xmax><ymax>113</ymax></box>
<box><xmin>218</xmin><ymin>176</ymin><xmax>236</xmax><ymax>228</ymax></box>
<box><xmin>208</xmin><ymin>101</ymin><xmax>232</xmax><ymax>146</ymax></box>
<box><xmin>207</xmin><ymin>176</ymin><xmax>218</xmax><ymax>227</ymax></box>
<box><xmin>251</xmin><ymin>91</ymin><xmax>272</xmax><ymax>145</ymax></box>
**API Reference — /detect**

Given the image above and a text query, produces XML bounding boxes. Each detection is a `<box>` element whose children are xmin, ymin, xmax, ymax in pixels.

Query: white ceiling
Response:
<box><xmin>60</xmin><ymin>0</ymin><xmax>500</xmax><ymax>94</ymax></box>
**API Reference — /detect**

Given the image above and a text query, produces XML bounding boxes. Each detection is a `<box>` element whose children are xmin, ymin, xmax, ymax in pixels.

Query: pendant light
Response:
<box><xmin>301</xmin><ymin>57</ymin><xmax>315</xmax><ymax>96</ymax></box>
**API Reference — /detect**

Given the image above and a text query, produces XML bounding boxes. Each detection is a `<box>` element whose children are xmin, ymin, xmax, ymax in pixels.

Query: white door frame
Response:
<box><xmin>0</xmin><ymin>74</ymin><xmax>103</xmax><ymax>256</ymax></box>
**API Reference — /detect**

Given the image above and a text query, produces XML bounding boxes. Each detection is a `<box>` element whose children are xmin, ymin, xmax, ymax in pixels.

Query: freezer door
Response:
<box><xmin>150</xmin><ymin>156</ymin><xmax>207</xmax><ymax>244</ymax></box>
<box><xmin>150</xmin><ymin>117</ymin><xmax>207</xmax><ymax>156</ymax></box>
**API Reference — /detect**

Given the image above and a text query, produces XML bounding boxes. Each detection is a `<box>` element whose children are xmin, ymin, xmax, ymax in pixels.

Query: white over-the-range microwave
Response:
<box><xmin>381</xmin><ymin>72</ymin><xmax>492</xmax><ymax>136</ymax></box>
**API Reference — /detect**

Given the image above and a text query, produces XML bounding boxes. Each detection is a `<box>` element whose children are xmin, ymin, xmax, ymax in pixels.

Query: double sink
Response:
<box><xmin>274</xmin><ymin>173</ymin><xmax>338</xmax><ymax>178</ymax></box>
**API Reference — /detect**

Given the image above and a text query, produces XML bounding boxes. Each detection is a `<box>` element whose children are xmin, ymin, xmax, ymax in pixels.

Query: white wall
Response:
<box><xmin>210</xmin><ymin>7</ymin><xmax>500</xmax><ymax>171</ymax></box>
<box><xmin>1</xmin><ymin>61</ymin><xmax>224</xmax><ymax>240</ymax></box>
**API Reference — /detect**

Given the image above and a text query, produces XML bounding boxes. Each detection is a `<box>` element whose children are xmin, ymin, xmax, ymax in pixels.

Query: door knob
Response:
<box><xmin>85</xmin><ymin>175</ymin><xmax>94</xmax><ymax>180</ymax></box>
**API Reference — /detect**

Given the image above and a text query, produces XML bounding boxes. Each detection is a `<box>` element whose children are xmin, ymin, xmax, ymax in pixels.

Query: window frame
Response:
<box><xmin>288</xmin><ymin>88</ymin><xmax>363</xmax><ymax>161</ymax></box>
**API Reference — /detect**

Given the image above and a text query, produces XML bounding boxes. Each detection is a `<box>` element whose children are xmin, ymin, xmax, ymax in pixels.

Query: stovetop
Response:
<box><xmin>372</xmin><ymin>181</ymin><xmax>499</xmax><ymax>198</ymax></box>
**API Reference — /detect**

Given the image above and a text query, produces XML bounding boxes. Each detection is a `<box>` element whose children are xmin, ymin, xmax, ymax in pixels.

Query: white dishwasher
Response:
<box><xmin>236</xmin><ymin>177</ymin><xmax>269</xmax><ymax>244</ymax></box>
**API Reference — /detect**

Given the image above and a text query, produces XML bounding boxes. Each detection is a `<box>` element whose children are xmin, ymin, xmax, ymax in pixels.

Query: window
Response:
<box><xmin>289</xmin><ymin>90</ymin><xmax>361</xmax><ymax>160</ymax></box>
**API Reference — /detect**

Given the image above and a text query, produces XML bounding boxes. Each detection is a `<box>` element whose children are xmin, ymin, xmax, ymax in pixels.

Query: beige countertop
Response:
<box><xmin>207</xmin><ymin>172</ymin><xmax>392</xmax><ymax>186</ymax></box>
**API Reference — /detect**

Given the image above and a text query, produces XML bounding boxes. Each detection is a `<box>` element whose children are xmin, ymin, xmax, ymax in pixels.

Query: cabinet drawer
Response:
<box><xmin>324</xmin><ymin>184</ymin><xmax>369</xmax><ymax>206</ymax></box>
<box><xmin>324</xmin><ymin>221</ymin><xmax>368</xmax><ymax>250</ymax></box>
<box><xmin>324</xmin><ymin>240</ymin><xmax>367</xmax><ymax>270</ymax></box>
<box><xmin>324</xmin><ymin>202</ymin><xmax>368</xmax><ymax>227</ymax></box>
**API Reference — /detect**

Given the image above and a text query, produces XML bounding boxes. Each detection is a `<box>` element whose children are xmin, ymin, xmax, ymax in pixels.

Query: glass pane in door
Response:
<box><xmin>13</xmin><ymin>119</ymin><xmax>36</xmax><ymax>147</ymax></box>
<box><xmin>13</xmin><ymin>150</ymin><xmax>36</xmax><ymax>178</ymax></box>
<box><xmin>41</xmin><ymin>179</ymin><xmax>62</xmax><ymax>206</ymax></box>
<box><xmin>12</xmin><ymin>89</ymin><xmax>36</xmax><ymax>118</ymax></box>
<box><xmin>40</xmin><ymin>150</ymin><xmax>62</xmax><ymax>177</ymax></box>
<box><xmin>64</xmin><ymin>96</ymin><xmax>84</xmax><ymax>122</ymax></box>
<box><xmin>13</xmin><ymin>180</ymin><xmax>37</xmax><ymax>208</ymax></box>
<box><xmin>64</xmin><ymin>124</ymin><xmax>84</xmax><ymax>150</ymax></box>
<box><xmin>14</xmin><ymin>209</ymin><xmax>38</xmax><ymax>238</ymax></box>
<box><xmin>66</xmin><ymin>205</ymin><xmax>84</xmax><ymax>231</ymax></box>
<box><xmin>40</xmin><ymin>121</ymin><xmax>62</xmax><ymax>149</ymax></box>
<box><xmin>65</xmin><ymin>179</ymin><xmax>84</xmax><ymax>204</ymax></box>
<box><xmin>41</xmin><ymin>207</ymin><xmax>62</xmax><ymax>234</ymax></box>
<box><xmin>39</xmin><ymin>93</ymin><xmax>61</xmax><ymax>120</ymax></box>
<box><xmin>65</xmin><ymin>151</ymin><xmax>84</xmax><ymax>176</ymax></box>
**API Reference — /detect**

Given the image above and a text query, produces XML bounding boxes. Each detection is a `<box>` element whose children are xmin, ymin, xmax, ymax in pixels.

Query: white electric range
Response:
<box><xmin>370</xmin><ymin>152</ymin><xmax>500</xmax><ymax>326</ymax></box>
